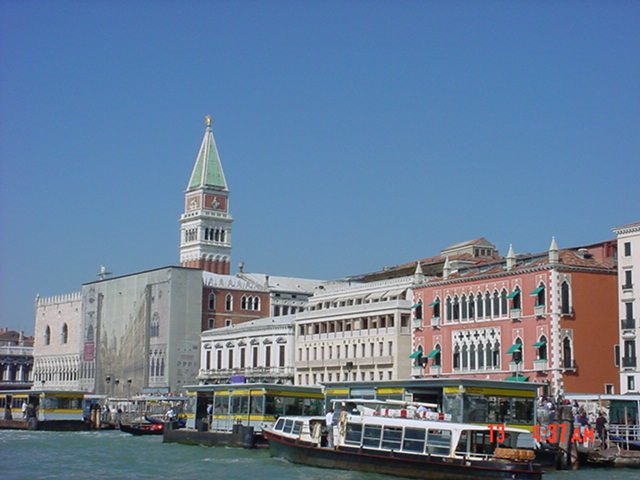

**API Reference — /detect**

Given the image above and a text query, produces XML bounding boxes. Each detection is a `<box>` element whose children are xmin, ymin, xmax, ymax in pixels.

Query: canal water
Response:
<box><xmin>0</xmin><ymin>430</ymin><xmax>631</xmax><ymax>479</ymax></box>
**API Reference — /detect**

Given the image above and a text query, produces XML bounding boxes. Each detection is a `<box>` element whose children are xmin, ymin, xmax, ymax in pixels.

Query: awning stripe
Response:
<box><xmin>507</xmin><ymin>344</ymin><xmax>522</xmax><ymax>354</ymax></box>
<box><xmin>530</xmin><ymin>286</ymin><xmax>544</xmax><ymax>296</ymax></box>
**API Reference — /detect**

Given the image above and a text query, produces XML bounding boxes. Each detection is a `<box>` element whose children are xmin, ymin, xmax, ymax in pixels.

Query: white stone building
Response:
<box><xmin>294</xmin><ymin>275</ymin><xmax>418</xmax><ymax>386</ymax></box>
<box><xmin>615</xmin><ymin>221</ymin><xmax>640</xmax><ymax>394</ymax></box>
<box><xmin>33</xmin><ymin>293</ymin><xmax>83</xmax><ymax>390</ymax></box>
<box><xmin>237</xmin><ymin>272</ymin><xmax>326</xmax><ymax>317</ymax></box>
<box><xmin>198</xmin><ymin>315</ymin><xmax>296</xmax><ymax>384</ymax></box>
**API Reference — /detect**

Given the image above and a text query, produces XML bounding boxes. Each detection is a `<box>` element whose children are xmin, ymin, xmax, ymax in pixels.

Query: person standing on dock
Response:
<box><xmin>596</xmin><ymin>412</ymin><xmax>608</xmax><ymax>449</ymax></box>
<box><xmin>325</xmin><ymin>408</ymin><xmax>335</xmax><ymax>448</ymax></box>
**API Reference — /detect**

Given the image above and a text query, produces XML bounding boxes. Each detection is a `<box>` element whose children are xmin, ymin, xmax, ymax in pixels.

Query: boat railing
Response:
<box><xmin>359</xmin><ymin>406</ymin><xmax>451</xmax><ymax>422</ymax></box>
<box><xmin>609</xmin><ymin>423</ymin><xmax>640</xmax><ymax>442</ymax></box>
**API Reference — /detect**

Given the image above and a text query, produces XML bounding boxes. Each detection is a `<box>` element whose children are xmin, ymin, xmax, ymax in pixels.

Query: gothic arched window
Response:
<box><xmin>225</xmin><ymin>294</ymin><xmax>233</xmax><ymax>311</ymax></box>
<box><xmin>61</xmin><ymin>323</ymin><xmax>68</xmax><ymax>344</ymax></box>
<box><xmin>561</xmin><ymin>281</ymin><xmax>572</xmax><ymax>315</ymax></box>
<box><xmin>44</xmin><ymin>325</ymin><xmax>51</xmax><ymax>345</ymax></box>
<box><xmin>563</xmin><ymin>337</ymin><xmax>573</xmax><ymax>369</ymax></box>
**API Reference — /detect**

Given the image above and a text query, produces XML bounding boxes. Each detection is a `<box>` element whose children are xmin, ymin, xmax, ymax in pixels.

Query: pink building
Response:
<box><xmin>411</xmin><ymin>238</ymin><xmax>619</xmax><ymax>397</ymax></box>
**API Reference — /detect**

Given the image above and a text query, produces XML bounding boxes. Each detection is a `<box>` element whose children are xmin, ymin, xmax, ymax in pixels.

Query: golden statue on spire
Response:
<box><xmin>205</xmin><ymin>114</ymin><xmax>212</xmax><ymax>127</ymax></box>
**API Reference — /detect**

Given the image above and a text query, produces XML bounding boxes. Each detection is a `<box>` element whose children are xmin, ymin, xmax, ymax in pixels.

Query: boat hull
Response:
<box><xmin>265</xmin><ymin>431</ymin><xmax>543</xmax><ymax>480</ymax></box>
<box><xmin>120</xmin><ymin>423</ymin><xmax>164</xmax><ymax>436</ymax></box>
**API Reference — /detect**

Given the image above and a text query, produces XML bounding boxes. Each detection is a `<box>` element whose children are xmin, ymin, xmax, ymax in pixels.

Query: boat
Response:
<box><xmin>120</xmin><ymin>422</ymin><xmax>164</xmax><ymax>435</ymax></box>
<box><xmin>263</xmin><ymin>399</ymin><xmax>543</xmax><ymax>480</ymax></box>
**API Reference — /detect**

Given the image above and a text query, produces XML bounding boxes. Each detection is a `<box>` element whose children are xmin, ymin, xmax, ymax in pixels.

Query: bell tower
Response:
<box><xmin>179</xmin><ymin>115</ymin><xmax>232</xmax><ymax>274</ymax></box>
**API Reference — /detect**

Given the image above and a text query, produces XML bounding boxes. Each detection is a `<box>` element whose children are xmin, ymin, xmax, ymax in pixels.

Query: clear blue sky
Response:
<box><xmin>1</xmin><ymin>1</ymin><xmax>638</xmax><ymax>334</ymax></box>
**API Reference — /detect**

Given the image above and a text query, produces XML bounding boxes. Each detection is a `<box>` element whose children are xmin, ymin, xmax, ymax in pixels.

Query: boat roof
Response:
<box><xmin>185</xmin><ymin>383</ymin><xmax>323</xmax><ymax>395</ymax></box>
<box><xmin>332</xmin><ymin>398</ymin><xmax>439</xmax><ymax>409</ymax></box>
<box><xmin>275</xmin><ymin>412</ymin><xmax>530</xmax><ymax>434</ymax></box>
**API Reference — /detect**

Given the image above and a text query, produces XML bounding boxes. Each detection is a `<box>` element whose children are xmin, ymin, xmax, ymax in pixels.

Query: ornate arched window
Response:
<box><xmin>537</xmin><ymin>335</ymin><xmax>548</xmax><ymax>360</ymax></box>
<box><xmin>563</xmin><ymin>337</ymin><xmax>573</xmax><ymax>368</ymax></box>
<box><xmin>208</xmin><ymin>292</ymin><xmax>215</xmax><ymax>310</ymax></box>
<box><xmin>225</xmin><ymin>294</ymin><xmax>233</xmax><ymax>311</ymax></box>
<box><xmin>561</xmin><ymin>281</ymin><xmax>572</xmax><ymax>315</ymax></box>
<box><xmin>500</xmin><ymin>289</ymin><xmax>508</xmax><ymax>316</ymax></box>
<box><xmin>241</xmin><ymin>295</ymin><xmax>248</xmax><ymax>310</ymax></box>
<box><xmin>86</xmin><ymin>324</ymin><xmax>94</xmax><ymax>342</ymax></box>
<box><xmin>433</xmin><ymin>344</ymin><xmax>442</xmax><ymax>367</ymax></box>
<box><xmin>61</xmin><ymin>323</ymin><xmax>68</xmax><ymax>344</ymax></box>
<box><xmin>44</xmin><ymin>325</ymin><xmax>51</xmax><ymax>346</ymax></box>
<box><xmin>453</xmin><ymin>345</ymin><xmax>460</xmax><ymax>370</ymax></box>
<box><xmin>461</xmin><ymin>295</ymin><xmax>468</xmax><ymax>320</ymax></box>
<box><xmin>492</xmin><ymin>341</ymin><xmax>501</xmax><ymax>368</ymax></box>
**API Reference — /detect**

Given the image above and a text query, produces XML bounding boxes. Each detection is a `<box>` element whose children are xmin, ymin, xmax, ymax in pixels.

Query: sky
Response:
<box><xmin>1</xmin><ymin>1</ymin><xmax>638</xmax><ymax>334</ymax></box>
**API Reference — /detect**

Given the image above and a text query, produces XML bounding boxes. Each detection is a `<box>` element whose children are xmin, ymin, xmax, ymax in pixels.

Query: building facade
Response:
<box><xmin>180</xmin><ymin>115</ymin><xmax>233</xmax><ymax>274</ymax></box>
<box><xmin>614</xmin><ymin>221</ymin><xmax>640</xmax><ymax>394</ymax></box>
<box><xmin>201</xmin><ymin>272</ymin><xmax>271</xmax><ymax>330</ymax></box>
<box><xmin>412</xmin><ymin>239</ymin><xmax>619</xmax><ymax>397</ymax></box>
<box><xmin>198</xmin><ymin>315</ymin><xmax>296</xmax><ymax>384</ymax></box>
<box><xmin>294</xmin><ymin>276</ymin><xmax>416</xmax><ymax>386</ymax></box>
<box><xmin>32</xmin><ymin>293</ymin><xmax>83</xmax><ymax>391</ymax></box>
<box><xmin>0</xmin><ymin>329</ymin><xmax>34</xmax><ymax>390</ymax></box>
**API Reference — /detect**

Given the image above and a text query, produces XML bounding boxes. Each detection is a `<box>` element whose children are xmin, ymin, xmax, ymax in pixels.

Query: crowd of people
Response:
<box><xmin>537</xmin><ymin>396</ymin><xmax>609</xmax><ymax>448</ymax></box>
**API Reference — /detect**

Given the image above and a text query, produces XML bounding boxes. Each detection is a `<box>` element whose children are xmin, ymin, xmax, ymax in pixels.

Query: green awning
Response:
<box><xmin>426</xmin><ymin>348</ymin><xmax>441</xmax><ymax>359</ymax></box>
<box><xmin>533</xmin><ymin>340</ymin><xmax>546</xmax><ymax>348</ymax></box>
<box><xmin>409</xmin><ymin>350</ymin><xmax>423</xmax><ymax>359</ymax></box>
<box><xmin>428</xmin><ymin>300</ymin><xmax>440</xmax><ymax>307</ymax></box>
<box><xmin>506</xmin><ymin>289</ymin><xmax>520</xmax><ymax>299</ymax></box>
<box><xmin>505</xmin><ymin>374</ymin><xmax>529</xmax><ymax>382</ymax></box>
<box><xmin>411</xmin><ymin>301</ymin><xmax>422</xmax><ymax>309</ymax></box>
<box><xmin>530</xmin><ymin>286</ymin><xmax>544</xmax><ymax>296</ymax></box>
<box><xmin>507</xmin><ymin>344</ymin><xmax>522</xmax><ymax>354</ymax></box>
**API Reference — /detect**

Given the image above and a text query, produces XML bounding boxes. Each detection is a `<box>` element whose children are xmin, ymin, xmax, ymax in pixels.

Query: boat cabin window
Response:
<box><xmin>42</xmin><ymin>396</ymin><xmax>82</xmax><ymax>410</ymax></box>
<box><xmin>362</xmin><ymin>424</ymin><xmax>383</xmax><ymax>448</ymax></box>
<box><xmin>214</xmin><ymin>395</ymin><xmax>229</xmax><ymax>415</ymax></box>
<box><xmin>283</xmin><ymin>419</ymin><xmax>295</xmax><ymax>434</ymax></box>
<box><xmin>230</xmin><ymin>395</ymin><xmax>249</xmax><ymax>415</ymax></box>
<box><xmin>274</xmin><ymin>418</ymin><xmax>285</xmax><ymax>431</ymax></box>
<box><xmin>344</xmin><ymin>423</ymin><xmax>363</xmax><ymax>445</ymax></box>
<box><xmin>381</xmin><ymin>426</ymin><xmax>403</xmax><ymax>451</ymax></box>
<box><xmin>292</xmin><ymin>421</ymin><xmax>303</xmax><ymax>436</ymax></box>
<box><xmin>402</xmin><ymin>427</ymin><xmax>426</xmax><ymax>453</ymax></box>
<box><xmin>426</xmin><ymin>429</ymin><xmax>452</xmax><ymax>456</ymax></box>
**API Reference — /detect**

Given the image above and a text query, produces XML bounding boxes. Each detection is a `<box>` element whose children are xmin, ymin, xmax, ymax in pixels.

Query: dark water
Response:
<box><xmin>0</xmin><ymin>430</ymin><xmax>631</xmax><ymax>479</ymax></box>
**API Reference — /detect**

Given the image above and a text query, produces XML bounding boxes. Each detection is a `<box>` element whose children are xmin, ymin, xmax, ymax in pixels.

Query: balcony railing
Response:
<box><xmin>534</xmin><ymin>305</ymin><xmax>545</xmax><ymax>317</ymax></box>
<box><xmin>511</xmin><ymin>309</ymin><xmax>521</xmax><ymax>321</ymax></box>
<box><xmin>429</xmin><ymin>365</ymin><xmax>441</xmax><ymax>376</ymax></box>
<box><xmin>412</xmin><ymin>317</ymin><xmax>423</xmax><ymax>329</ymax></box>
<box><xmin>430</xmin><ymin>316</ymin><xmax>440</xmax><ymax>328</ymax></box>
<box><xmin>560</xmin><ymin>308</ymin><xmax>575</xmax><ymax>318</ymax></box>
<box><xmin>622</xmin><ymin>318</ymin><xmax>636</xmax><ymax>330</ymax></box>
<box><xmin>411</xmin><ymin>365</ymin><xmax>424</xmax><ymax>377</ymax></box>
<box><xmin>623</xmin><ymin>356</ymin><xmax>637</xmax><ymax>368</ymax></box>
<box><xmin>534</xmin><ymin>359</ymin><xmax>548</xmax><ymax>371</ymax></box>
<box><xmin>622</xmin><ymin>283</ymin><xmax>634</xmax><ymax>291</ymax></box>
<box><xmin>508</xmin><ymin>361</ymin><xmax>522</xmax><ymax>372</ymax></box>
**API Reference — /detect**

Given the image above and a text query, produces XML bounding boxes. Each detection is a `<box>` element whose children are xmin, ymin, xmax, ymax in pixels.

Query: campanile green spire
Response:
<box><xmin>187</xmin><ymin>115</ymin><xmax>228</xmax><ymax>191</ymax></box>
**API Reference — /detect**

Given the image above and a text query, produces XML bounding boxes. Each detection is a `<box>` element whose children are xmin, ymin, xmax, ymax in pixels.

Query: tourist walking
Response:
<box><xmin>325</xmin><ymin>408</ymin><xmax>335</xmax><ymax>448</ymax></box>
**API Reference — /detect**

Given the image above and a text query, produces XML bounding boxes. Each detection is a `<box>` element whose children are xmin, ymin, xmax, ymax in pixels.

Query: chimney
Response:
<box><xmin>413</xmin><ymin>261</ymin><xmax>425</xmax><ymax>283</ymax></box>
<box><xmin>506</xmin><ymin>244</ymin><xmax>516</xmax><ymax>271</ymax></box>
<box><xmin>443</xmin><ymin>257</ymin><xmax>451</xmax><ymax>280</ymax></box>
<box><xmin>548</xmin><ymin>237</ymin><xmax>559</xmax><ymax>265</ymax></box>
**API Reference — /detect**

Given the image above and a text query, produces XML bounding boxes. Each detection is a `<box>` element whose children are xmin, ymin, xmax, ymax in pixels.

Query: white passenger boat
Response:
<box><xmin>263</xmin><ymin>399</ymin><xmax>543</xmax><ymax>480</ymax></box>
